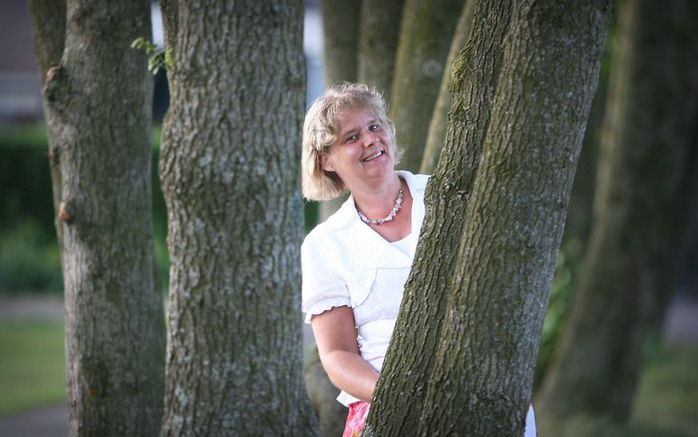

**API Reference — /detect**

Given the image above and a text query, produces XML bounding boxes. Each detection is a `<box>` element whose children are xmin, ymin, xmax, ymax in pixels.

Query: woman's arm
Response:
<box><xmin>311</xmin><ymin>306</ymin><xmax>379</xmax><ymax>403</ymax></box>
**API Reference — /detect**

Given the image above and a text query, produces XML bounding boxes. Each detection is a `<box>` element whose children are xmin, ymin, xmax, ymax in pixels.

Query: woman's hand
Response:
<box><xmin>311</xmin><ymin>306</ymin><xmax>379</xmax><ymax>403</ymax></box>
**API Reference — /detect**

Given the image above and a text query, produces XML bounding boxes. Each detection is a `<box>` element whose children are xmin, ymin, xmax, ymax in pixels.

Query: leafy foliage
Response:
<box><xmin>131</xmin><ymin>37</ymin><xmax>173</xmax><ymax>75</ymax></box>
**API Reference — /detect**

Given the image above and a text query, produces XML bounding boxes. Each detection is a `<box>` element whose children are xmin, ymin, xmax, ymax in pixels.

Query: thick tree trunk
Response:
<box><xmin>366</xmin><ymin>0</ymin><xmax>517</xmax><ymax>433</ymax></box>
<box><xmin>367</xmin><ymin>0</ymin><xmax>611</xmax><ymax>435</ymax></box>
<box><xmin>29</xmin><ymin>1</ymin><xmax>166</xmax><ymax>435</ymax></box>
<box><xmin>417</xmin><ymin>0</ymin><xmax>610</xmax><ymax>432</ymax></box>
<box><xmin>357</xmin><ymin>0</ymin><xmax>405</xmax><ymax>97</ymax></box>
<box><xmin>159</xmin><ymin>1</ymin><xmax>317</xmax><ymax>435</ymax></box>
<box><xmin>419</xmin><ymin>0</ymin><xmax>474</xmax><ymax>174</ymax></box>
<box><xmin>538</xmin><ymin>0</ymin><xmax>698</xmax><ymax>426</ymax></box>
<box><xmin>389</xmin><ymin>0</ymin><xmax>465</xmax><ymax>172</ymax></box>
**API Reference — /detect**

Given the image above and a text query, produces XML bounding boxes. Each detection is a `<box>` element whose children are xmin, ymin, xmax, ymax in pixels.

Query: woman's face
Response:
<box><xmin>320</xmin><ymin>106</ymin><xmax>395</xmax><ymax>191</ymax></box>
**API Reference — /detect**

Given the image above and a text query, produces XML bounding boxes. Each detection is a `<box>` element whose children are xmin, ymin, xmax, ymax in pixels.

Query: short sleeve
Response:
<box><xmin>301</xmin><ymin>234</ymin><xmax>350</xmax><ymax>323</ymax></box>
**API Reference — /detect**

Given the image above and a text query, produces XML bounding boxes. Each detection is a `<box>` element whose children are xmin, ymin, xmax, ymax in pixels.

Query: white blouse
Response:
<box><xmin>301</xmin><ymin>171</ymin><xmax>536</xmax><ymax>435</ymax></box>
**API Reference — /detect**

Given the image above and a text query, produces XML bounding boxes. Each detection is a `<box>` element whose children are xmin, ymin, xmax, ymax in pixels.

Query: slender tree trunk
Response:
<box><xmin>534</xmin><ymin>36</ymin><xmax>613</xmax><ymax>385</ymax></box>
<box><xmin>366</xmin><ymin>0</ymin><xmax>518</xmax><ymax>433</ymax></box>
<box><xmin>309</xmin><ymin>4</ymin><xmax>364</xmax><ymax>432</ymax></box>
<box><xmin>367</xmin><ymin>0</ymin><xmax>611</xmax><ymax>435</ymax></box>
<box><xmin>159</xmin><ymin>1</ymin><xmax>317</xmax><ymax>435</ymax></box>
<box><xmin>28</xmin><ymin>0</ymin><xmax>66</xmax><ymax>243</ymax></box>
<box><xmin>316</xmin><ymin>2</ymin><xmax>361</xmax><ymax>232</ymax></box>
<box><xmin>538</xmin><ymin>0</ymin><xmax>698</xmax><ymax>426</ymax></box>
<box><xmin>319</xmin><ymin>0</ymin><xmax>360</xmax><ymax>86</ymax></box>
<box><xmin>419</xmin><ymin>0</ymin><xmax>474</xmax><ymax>174</ymax></box>
<box><xmin>389</xmin><ymin>0</ymin><xmax>465</xmax><ymax>172</ymax></box>
<box><xmin>29</xmin><ymin>1</ymin><xmax>166</xmax><ymax>435</ymax></box>
<box><xmin>304</xmin><ymin>344</ymin><xmax>345</xmax><ymax>437</ymax></box>
<box><xmin>357</xmin><ymin>0</ymin><xmax>405</xmax><ymax>97</ymax></box>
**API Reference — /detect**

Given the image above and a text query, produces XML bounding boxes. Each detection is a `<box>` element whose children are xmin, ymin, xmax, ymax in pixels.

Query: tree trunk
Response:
<box><xmin>367</xmin><ymin>0</ymin><xmax>611</xmax><ymax>435</ymax></box>
<box><xmin>357</xmin><ymin>0</ymin><xmax>405</xmax><ymax>97</ymax></box>
<box><xmin>366</xmin><ymin>0</ymin><xmax>518</xmax><ymax>433</ymax></box>
<box><xmin>316</xmin><ymin>0</ymin><xmax>361</xmax><ymax>222</ymax></box>
<box><xmin>29</xmin><ymin>1</ymin><xmax>166</xmax><ymax>435</ymax></box>
<box><xmin>158</xmin><ymin>1</ymin><xmax>317</xmax><ymax>435</ymax></box>
<box><xmin>28</xmin><ymin>0</ymin><xmax>66</xmax><ymax>243</ymax></box>
<box><xmin>534</xmin><ymin>33</ymin><xmax>614</xmax><ymax>385</ymax></box>
<box><xmin>304</xmin><ymin>344</ymin><xmax>346</xmax><ymax>437</ymax></box>
<box><xmin>538</xmin><ymin>0</ymin><xmax>698</xmax><ymax>426</ymax></box>
<box><xmin>319</xmin><ymin>0</ymin><xmax>360</xmax><ymax>86</ymax></box>
<box><xmin>389</xmin><ymin>0</ymin><xmax>465</xmax><ymax>172</ymax></box>
<box><xmin>419</xmin><ymin>0</ymin><xmax>475</xmax><ymax>174</ymax></box>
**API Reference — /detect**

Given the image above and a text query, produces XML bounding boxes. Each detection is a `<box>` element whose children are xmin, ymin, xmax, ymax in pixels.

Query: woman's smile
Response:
<box><xmin>362</xmin><ymin>150</ymin><xmax>385</xmax><ymax>162</ymax></box>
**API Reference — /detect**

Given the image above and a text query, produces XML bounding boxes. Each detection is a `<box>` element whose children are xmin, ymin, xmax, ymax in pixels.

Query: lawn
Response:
<box><xmin>0</xmin><ymin>320</ymin><xmax>65</xmax><ymax>417</ymax></box>
<box><xmin>0</xmin><ymin>318</ymin><xmax>696</xmax><ymax>436</ymax></box>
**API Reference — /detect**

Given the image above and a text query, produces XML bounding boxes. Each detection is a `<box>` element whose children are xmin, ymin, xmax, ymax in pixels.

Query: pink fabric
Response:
<box><xmin>342</xmin><ymin>401</ymin><xmax>370</xmax><ymax>437</ymax></box>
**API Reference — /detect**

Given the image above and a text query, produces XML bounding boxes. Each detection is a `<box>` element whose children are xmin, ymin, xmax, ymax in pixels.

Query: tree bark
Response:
<box><xmin>367</xmin><ymin>0</ymin><xmax>611</xmax><ymax>435</ymax></box>
<box><xmin>159</xmin><ymin>1</ymin><xmax>317</xmax><ymax>435</ymax></box>
<box><xmin>357</xmin><ymin>0</ymin><xmax>405</xmax><ymax>97</ymax></box>
<box><xmin>538</xmin><ymin>0</ymin><xmax>698</xmax><ymax>426</ymax></box>
<box><xmin>28</xmin><ymin>0</ymin><xmax>66</xmax><ymax>243</ymax></box>
<box><xmin>29</xmin><ymin>1</ymin><xmax>166</xmax><ymax>435</ymax></box>
<box><xmin>419</xmin><ymin>0</ymin><xmax>475</xmax><ymax>174</ymax></box>
<box><xmin>304</xmin><ymin>344</ymin><xmax>346</xmax><ymax>437</ymax></box>
<box><xmin>366</xmin><ymin>0</ymin><xmax>517</xmax><ymax>433</ymax></box>
<box><xmin>319</xmin><ymin>0</ymin><xmax>360</xmax><ymax>86</ymax></box>
<box><xmin>316</xmin><ymin>0</ymin><xmax>362</xmax><ymax>222</ymax></box>
<box><xmin>389</xmin><ymin>0</ymin><xmax>465</xmax><ymax>172</ymax></box>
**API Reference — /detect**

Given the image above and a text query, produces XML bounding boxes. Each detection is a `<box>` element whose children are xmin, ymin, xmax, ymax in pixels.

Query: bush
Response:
<box><xmin>0</xmin><ymin>221</ymin><xmax>62</xmax><ymax>293</ymax></box>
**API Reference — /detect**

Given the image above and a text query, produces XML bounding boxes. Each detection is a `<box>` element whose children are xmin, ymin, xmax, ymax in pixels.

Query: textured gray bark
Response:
<box><xmin>29</xmin><ymin>1</ymin><xmax>166</xmax><ymax>435</ymax></box>
<box><xmin>158</xmin><ymin>1</ymin><xmax>317</xmax><ymax>435</ymax></box>
<box><xmin>389</xmin><ymin>0</ymin><xmax>465</xmax><ymax>172</ymax></box>
<box><xmin>419</xmin><ymin>0</ymin><xmax>474</xmax><ymax>174</ymax></box>
<box><xmin>417</xmin><ymin>0</ymin><xmax>610</xmax><ymax>432</ymax></box>
<box><xmin>357</xmin><ymin>0</ymin><xmax>405</xmax><ymax>97</ymax></box>
<box><xmin>538</xmin><ymin>0</ymin><xmax>698</xmax><ymax>426</ymax></box>
<box><xmin>367</xmin><ymin>0</ymin><xmax>517</xmax><ymax>434</ymax></box>
<box><xmin>367</xmin><ymin>0</ymin><xmax>611</xmax><ymax>435</ymax></box>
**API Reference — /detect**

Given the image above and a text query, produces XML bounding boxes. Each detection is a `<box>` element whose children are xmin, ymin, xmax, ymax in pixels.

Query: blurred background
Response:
<box><xmin>0</xmin><ymin>0</ymin><xmax>696</xmax><ymax>436</ymax></box>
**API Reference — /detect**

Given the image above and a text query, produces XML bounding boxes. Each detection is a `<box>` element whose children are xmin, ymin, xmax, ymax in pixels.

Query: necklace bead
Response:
<box><xmin>357</xmin><ymin>188</ymin><xmax>404</xmax><ymax>225</ymax></box>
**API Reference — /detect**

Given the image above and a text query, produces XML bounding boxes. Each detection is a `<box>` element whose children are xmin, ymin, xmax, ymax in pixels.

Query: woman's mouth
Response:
<box><xmin>363</xmin><ymin>150</ymin><xmax>384</xmax><ymax>162</ymax></box>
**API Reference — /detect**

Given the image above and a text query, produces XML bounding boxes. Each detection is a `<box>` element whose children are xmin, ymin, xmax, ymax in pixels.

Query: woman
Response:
<box><xmin>301</xmin><ymin>83</ymin><xmax>535</xmax><ymax>436</ymax></box>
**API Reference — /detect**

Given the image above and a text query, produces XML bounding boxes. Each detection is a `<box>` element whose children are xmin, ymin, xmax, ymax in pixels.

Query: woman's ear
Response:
<box><xmin>320</xmin><ymin>152</ymin><xmax>335</xmax><ymax>172</ymax></box>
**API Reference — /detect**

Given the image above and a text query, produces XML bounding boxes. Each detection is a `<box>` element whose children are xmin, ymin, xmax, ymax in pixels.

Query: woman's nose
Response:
<box><xmin>363</xmin><ymin>130</ymin><xmax>377</xmax><ymax>147</ymax></box>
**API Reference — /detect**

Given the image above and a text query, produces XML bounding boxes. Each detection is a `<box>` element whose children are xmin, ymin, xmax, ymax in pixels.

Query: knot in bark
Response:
<box><xmin>49</xmin><ymin>144</ymin><xmax>61</xmax><ymax>165</ymax></box>
<box><xmin>57</xmin><ymin>200</ymin><xmax>74</xmax><ymax>224</ymax></box>
<box><xmin>44</xmin><ymin>65</ymin><xmax>69</xmax><ymax>103</ymax></box>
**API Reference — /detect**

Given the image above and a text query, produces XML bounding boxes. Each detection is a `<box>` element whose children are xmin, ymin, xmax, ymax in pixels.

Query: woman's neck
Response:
<box><xmin>351</xmin><ymin>173</ymin><xmax>403</xmax><ymax>219</ymax></box>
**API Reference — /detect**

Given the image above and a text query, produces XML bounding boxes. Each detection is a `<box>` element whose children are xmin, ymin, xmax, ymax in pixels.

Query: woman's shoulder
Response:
<box><xmin>302</xmin><ymin>211</ymin><xmax>354</xmax><ymax>252</ymax></box>
<box><xmin>397</xmin><ymin>170</ymin><xmax>430</xmax><ymax>191</ymax></box>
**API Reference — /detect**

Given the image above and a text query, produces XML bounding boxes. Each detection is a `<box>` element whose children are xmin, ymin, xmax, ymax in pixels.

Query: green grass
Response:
<box><xmin>0</xmin><ymin>316</ymin><xmax>695</xmax><ymax>437</ymax></box>
<box><xmin>632</xmin><ymin>345</ymin><xmax>698</xmax><ymax>435</ymax></box>
<box><xmin>550</xmin><ymin>345</ymin><xmax>698</xmax><ymax>437</ymax></box>
<box><xmin>0</xmin><ymin>320</ymin><xmax>65</xmax><ymax>417</ymax></box>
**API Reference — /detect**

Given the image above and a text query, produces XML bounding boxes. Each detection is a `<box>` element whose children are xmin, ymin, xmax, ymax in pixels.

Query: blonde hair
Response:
<box><xmin>302</xmin><ymin>83</ymin><xmax>399</xmax><ymax>201</ymax></box>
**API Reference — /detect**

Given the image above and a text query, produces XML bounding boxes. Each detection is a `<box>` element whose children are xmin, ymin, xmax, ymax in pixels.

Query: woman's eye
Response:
<box><xmin>369</xmin><ymin>124</ymin><xmax>380</xmax><ymax>131</ymax></box>
<box><xmin>345</xmin><ymin>134</ymin><xmax>359</xmax><ymax>143</ymax></box>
